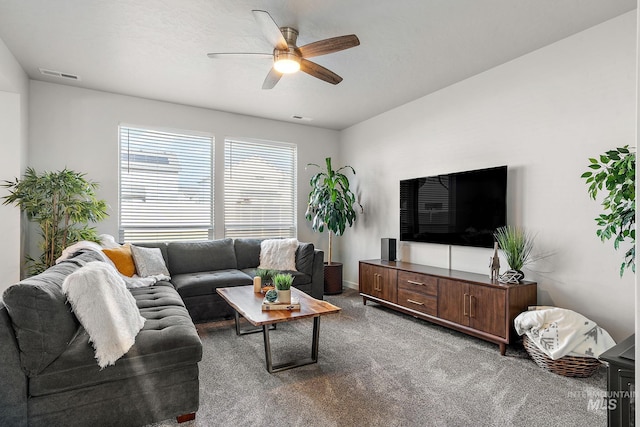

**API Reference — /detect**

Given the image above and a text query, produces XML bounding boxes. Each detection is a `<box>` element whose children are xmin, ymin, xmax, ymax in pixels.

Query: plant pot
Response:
<box><xmin>324</xmin><ymin>262</ymin><xmax>343</xmax><ymax>295</ymax></box>
<box><xmin>499</xmin><ymin>269</ymin><xmax>524</xmax><ymax>284</ymax></box>
<box><xmin>277</xmin><ymin>289</ymin><xmax>291</xmax><ymax>304</ymax></box>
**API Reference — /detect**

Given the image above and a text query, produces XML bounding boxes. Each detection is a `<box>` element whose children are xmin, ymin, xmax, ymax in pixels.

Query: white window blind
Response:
<box><xmin>119</xmin><ymin>126</ymin><xmax>213</xmax><ymax>242</ymax></box>
<box><xmin>224</xmin><ymin>139</ymin><xmax>297</xmax><ymax>239</ymax></box>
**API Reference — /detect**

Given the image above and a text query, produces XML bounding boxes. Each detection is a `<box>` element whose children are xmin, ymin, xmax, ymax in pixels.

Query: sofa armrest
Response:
<box><xmin>310</xmin><ymin>249</ymin><xmax>325</xmax><ymax>300</ymax></box>
<box><xmin>0</xmin><ymin>302</ymin><xmax>28</xmax><ymax>426</ymax></box>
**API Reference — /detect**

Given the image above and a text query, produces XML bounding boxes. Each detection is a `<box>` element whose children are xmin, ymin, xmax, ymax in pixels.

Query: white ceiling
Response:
<box><xmin>0</xmin><ymin>0</ymin><xmax>636</xmax><ymax>130</ymax></box>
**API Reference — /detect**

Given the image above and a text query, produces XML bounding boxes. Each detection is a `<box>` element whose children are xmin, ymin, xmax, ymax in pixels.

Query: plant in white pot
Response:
<box><xmin>305</xmin><ymin>157</ymin><xmax>362</xmax><ymax>294</ymax></box>
<box><xmin>273</xmin><ymin>273</ymin><xmax>294</xmax><ymax>304</ymax></box>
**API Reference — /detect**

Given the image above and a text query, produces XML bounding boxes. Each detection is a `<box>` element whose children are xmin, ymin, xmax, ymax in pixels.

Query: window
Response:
<box><xmin>224</xmin><ymin>138</ymin><xmax>297</xmax><ymax>238</ymax></box>
<box><xmin>119</xmin><ymin>126</ymin><xmax>213</xmax><ymax>242</ymax></box>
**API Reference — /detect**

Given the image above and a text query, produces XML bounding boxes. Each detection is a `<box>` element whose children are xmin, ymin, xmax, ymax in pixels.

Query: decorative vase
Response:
<box><xmin>277</xmin><ymin>289</ymin><xmax>291</xmax><ymax>304</ymax></box>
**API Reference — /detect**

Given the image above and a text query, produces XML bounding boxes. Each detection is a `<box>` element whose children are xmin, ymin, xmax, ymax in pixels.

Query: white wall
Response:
<box><xmin>340</xmin><ymin>12</ymin><xmax>637</xmax><ymax>341</ymax></box>
<box><xmin>27</xmin><ymin>81</ymin><xmax>340</xmax><ymax>262</ymax></box>
<box><xmin>0</xmin><ymin>36</ymin><xmax>28</xmax><ymax>293</ymax></box>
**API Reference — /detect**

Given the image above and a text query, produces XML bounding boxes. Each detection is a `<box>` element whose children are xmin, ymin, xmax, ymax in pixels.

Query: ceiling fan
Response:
<box><xmin>207</xmin><ymin>10</ymin><xmax>360</xmax><ymax>89</ymax></box>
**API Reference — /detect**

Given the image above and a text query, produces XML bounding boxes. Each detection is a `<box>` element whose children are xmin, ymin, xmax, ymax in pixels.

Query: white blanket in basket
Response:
<box><xmin>514</xmin><ymin>307</ymin><xmax>616</xmax><ymax>360</ymax></box>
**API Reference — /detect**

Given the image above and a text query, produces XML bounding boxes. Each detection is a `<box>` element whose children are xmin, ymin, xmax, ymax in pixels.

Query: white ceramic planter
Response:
<box><xmin>277</xmin><ymin>289</ymin><xmax>291</xmax><ymax>304</ymax></box>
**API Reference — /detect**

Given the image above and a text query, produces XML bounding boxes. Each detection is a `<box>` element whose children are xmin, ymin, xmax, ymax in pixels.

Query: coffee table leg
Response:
<box><xmin>263</xmin><ymin>316</ymin><xmax>321</xmax><ymax>373</ymax></box>
<box><xmin>263</xmin><ymin>325</ymin><xmax>274</xmax><ymax>373</ymax></box>
<box><xmin>311</xmin><ymin>316</ymin><xmax>320</xmax><ymax>362</ymax></box>
<box><xmin>234</xmin><ymin>310</ymin><xmax>275</xmax><ymax>335</ymax></box>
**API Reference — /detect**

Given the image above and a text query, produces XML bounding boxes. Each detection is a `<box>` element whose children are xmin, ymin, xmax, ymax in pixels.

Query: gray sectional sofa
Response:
<box><xmin>0</xmin><ymin>238</ymin><xmax>324</xmax><ymax>426</ymax></box>
<box><xmin>160</xmin><ymin>238</ymin><xmax>324</xmax><ymax>322</ymax></box>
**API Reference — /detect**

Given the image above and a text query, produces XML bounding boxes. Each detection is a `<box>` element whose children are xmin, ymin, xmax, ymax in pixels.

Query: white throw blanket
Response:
<box><xmin>57</xmin><ymin>239</ymin><xmax>170</xmax><ymax>288</ymax></box>
<box><xmin>62</xmin><ymin>262</ymin><xmax>145</xmax><ymax>368</ymax></box>
<box><xmin>514</xmin><ymin>307</ymin><xmax>616</xmax><ymax>360</ymax></box>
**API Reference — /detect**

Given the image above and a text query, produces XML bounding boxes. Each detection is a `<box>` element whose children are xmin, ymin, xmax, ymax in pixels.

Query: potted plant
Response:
<box><xmin>256</xmin><ymin>268</ymin><xmax>277</xmax><ymax>285</ymax></box>
<box><xmin>273</xmin><ymin>273</ymin><xmax>293</xmax><ymax>303</ymax></box>
<box><xmin>2</xmin><ymin>167</ymin><xmax>109</xmax><ymax>275</ymax></box>
<box><xmin>581</xmin><ymin>146</ymin><xmax>635</xmax><ymax>276</ymax></box>
<box><xmin>305</xmin><ymin>157</ymin><xmax>362</xmax><ymax>294</ymax></box>
<box><xmin>493</xmin><ymin>225</ymin><xmax>535</xmax><ymax>283</ymax></box>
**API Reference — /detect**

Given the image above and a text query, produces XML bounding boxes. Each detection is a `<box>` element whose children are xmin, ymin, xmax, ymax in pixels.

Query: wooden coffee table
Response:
<box><xmin>216</xmin><ymin>285</ymin><xmax>341</xmax><ymax>373</ymax></box>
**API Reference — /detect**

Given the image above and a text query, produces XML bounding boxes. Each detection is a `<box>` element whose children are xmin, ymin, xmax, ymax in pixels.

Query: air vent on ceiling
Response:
<box><xmin>292</xmin><ymin>115</ymin><xmax>312</xmax><ymax>121</ymax></box>
<box><xmin>38</xmin><ymin>68</ymin><xmax>81</xmax><ymax>81</ymax></box>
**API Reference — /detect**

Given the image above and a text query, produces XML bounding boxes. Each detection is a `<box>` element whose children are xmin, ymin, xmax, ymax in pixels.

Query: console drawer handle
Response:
<box><xmin>407</xmin><ymin>280</ymin><xmax>425</xmax><ymax>286</ymax></box>
<box><xmin>407</xmin><ymin>299</ymin><xmax>424</xmax><ymax>306</ymax></box>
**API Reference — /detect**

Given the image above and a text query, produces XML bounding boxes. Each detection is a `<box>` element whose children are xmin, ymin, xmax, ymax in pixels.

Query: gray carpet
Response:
<box><xmin>149</xmin><ymin>288</ymin><xmax>607</xmax><ymax>427</ymax></box>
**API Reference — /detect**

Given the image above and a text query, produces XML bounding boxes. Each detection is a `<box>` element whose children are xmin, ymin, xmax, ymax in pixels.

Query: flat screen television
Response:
<box><xmin>400</xmin><ymin>166</ymin><xmax>507</xmax><ymax>248</ymax></box>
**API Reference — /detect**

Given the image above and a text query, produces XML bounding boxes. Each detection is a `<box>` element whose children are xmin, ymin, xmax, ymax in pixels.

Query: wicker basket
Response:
<box><xmin>522</xmin><ymin>335</ymin><xmax>602</xmax><ymax>378</ymax></box>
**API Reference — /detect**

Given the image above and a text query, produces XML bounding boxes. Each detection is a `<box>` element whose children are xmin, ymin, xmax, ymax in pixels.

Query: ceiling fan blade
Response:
<box><xmin>207</xmin><ymin>53</ymin><xmax>272</xmax><ymax>59</ymax></box>
<box><xmin>262</xmin><ymin>68</ymin><xmax>283</xmax><ymax>90</ymax></box>
<box><xmin>252</xmin><ymin>10</ymin><xmax>288</xmax><ymax>50</ymax></box>
<box><xmin>298</xmin><ymin>34</ymin><xmax>360</xmax><ymax>58</ymax></box>
<box><xmin>300</xmin><ymin>59</ymin><xmax>343</xmax><ymax>85</ymax></box>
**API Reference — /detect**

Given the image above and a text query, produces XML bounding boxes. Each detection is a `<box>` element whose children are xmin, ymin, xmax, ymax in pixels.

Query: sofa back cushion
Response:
<box><xmin>2</xmin><ymin>250</ymin><xmax>104</xmax><ymax>376</ymax></box>
<box><xmin>234</xmin><ymin>239</ymin><xmax>262</xmax><ymax>269</ymax></box>
<box><xmin>131</xmin><ymin>242</ymin><xmax>169</xmax><ymax>267</ymax></box>
<box><xmin>296</xmin><ymin>243</ymin><xmax>315</xmax><ymax>276</ymax></box>
<box><xmin>168</xmin><ymin>239</ymin><xmax>237</xmax><ymax>275</ymax></box>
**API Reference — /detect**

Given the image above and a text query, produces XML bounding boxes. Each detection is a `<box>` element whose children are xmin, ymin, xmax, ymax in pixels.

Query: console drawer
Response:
<box><xmin>398</xmin><ymin>288</ymin><xmax>437</xmax><ymax>316</ymax></box>
<box><xmin>398</xmin><ymin>271</ymin><xmax>437</xmax><ymax>296</ymax></box>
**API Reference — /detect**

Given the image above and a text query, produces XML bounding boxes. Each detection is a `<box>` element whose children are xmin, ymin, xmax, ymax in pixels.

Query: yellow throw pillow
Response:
<box><xmin>102</xmin><ymin>243</ymin><xmax>136</xmax><ymax>277</ymax></box>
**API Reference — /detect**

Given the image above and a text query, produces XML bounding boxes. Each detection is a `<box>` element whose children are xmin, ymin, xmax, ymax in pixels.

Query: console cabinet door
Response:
<box><xmin>437</xmin><ymin>279</ymin><xmax>468</xmax><ymax>326</ymax></box>
<box><xmin>438</xmin><ymin>280</ymin><xmax>506</xmax><ymax>337</ymax></box>
<box><xmin>359</xmin><ymin>263</ymin><xmax>375</xmax><ymax>296</ymax></box>
<box><xmin>359</xmin><ymin>263</ymin><xmax>397</xmax><ymax>303</ymax></box>
<box><xmin>468</xmin><ymin>284</ymin><xmax>506</xmax><ymax>338</ymax></box>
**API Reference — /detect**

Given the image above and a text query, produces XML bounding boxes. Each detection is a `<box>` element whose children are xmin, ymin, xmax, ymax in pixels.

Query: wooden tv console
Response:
<box><xmin>359</xmin><ymin>260</ymin><xmax>537</xmax><ymax>355</ymax></box>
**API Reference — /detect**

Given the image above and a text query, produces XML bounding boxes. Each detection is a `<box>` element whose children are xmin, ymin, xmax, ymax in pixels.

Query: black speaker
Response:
<box><xmin>381</xmin><ymin>238</ymin><xmax>396</xmax><ymax>261</ymax></box>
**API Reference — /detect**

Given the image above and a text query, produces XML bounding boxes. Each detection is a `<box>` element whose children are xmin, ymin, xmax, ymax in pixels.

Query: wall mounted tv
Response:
<box><xmin>400</xmin><ymin>166</ymin><xmax>507</xmax><ymax>248</ymax></box>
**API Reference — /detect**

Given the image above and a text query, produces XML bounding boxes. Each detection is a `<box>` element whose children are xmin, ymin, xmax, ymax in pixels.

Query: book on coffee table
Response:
<box><xmin>261</xmin><ymin>297</ymin><xmax>301</xmax><ymax>311</ymax></box>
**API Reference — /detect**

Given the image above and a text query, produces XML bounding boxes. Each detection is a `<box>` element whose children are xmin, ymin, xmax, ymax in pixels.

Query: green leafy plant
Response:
<box><xmin>581</xmin><ymin>146</ymin><xmax>635</xmax><ymax>276</ymax></box>
<box><xmin>494</xmin><ymin>226</ymin><xmax>535</xmax><ymax>272</ymax></box>
<box><xmin>2</xmin><ymin>167</ymin><xmax>108</xmax><ymax>275</ymax></box>
<box><xmin>305</xmin><ymin>157</ymin><xmax>362</xmax><ymax>264</ymax></box>
<box><xmin>256</xmin><ymin>268</ymin><xmax>277</xmax><ymax>284</ymax></box>
<box><xmin>273</xmin><ymin>273</ymin><xmax>293</xmax><ymax>290</ymax></box>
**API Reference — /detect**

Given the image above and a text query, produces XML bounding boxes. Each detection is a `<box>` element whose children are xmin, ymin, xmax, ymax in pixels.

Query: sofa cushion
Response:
<box><xmin>131</xmin><ymin>245</ymin><xmax>170</xmax><ymax>277</ymax></box>
<box><xmin>101</xmin><ymin>243</ymin><xmax>136</xmax><ymax>277</ymax></box>
<box><xmin>168</xmin><ymin>239</ymin><xmax>237</xmax><ymax>275</ymax></box>
<box><xmin>171</xmin><ymin>270</ymin><xmax>253</xmax><ymax>298</ymax></box>
<box><xmin>131</xmin><ymin>242</ymin><xmax>169</xmax><ymax>268</ymax></box>
<box><xmin>28</xmin><ymin>282</ymin><xmax>202</xmax><ymax>396</ymax></box>
<box><xmin>2</xmin><ymin>250</ymin><xmax>104</xmax><ymax>376</ymax></box>
<box><xmin>258</xmin><ymin>238</ymin><xmax>298</xmax><ymax>271</ymax></box>
<box><xmin>234</xmin><ymin>238</ymin><xmax>262</xmax><ymax>269</ymax></box>
<box><xmin>295</xmin><ymin>243</ymin><xmax>315</xmax><ymax>276</ymax></box>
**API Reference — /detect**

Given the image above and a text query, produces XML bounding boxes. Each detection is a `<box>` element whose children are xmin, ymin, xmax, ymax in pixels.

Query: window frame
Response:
<box><xmin>118</xmin><ymin>124</ymin><xmax>214</xmax><ymax>242</ymax></box>
<box><xmin>223</xmin><ymin>137</ymin><xmax>298</xmax><ymax>239</ymax></box>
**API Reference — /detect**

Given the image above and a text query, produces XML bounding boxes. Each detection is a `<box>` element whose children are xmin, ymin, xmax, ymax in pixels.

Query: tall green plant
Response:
<box><xmin>581</xmin><ymin>146</ymin><xmax>635</xmax><ymax>276</ymax></box>
<box><xmin>494</xmin><ymin>226</ymin><xmax>535</xmax><ymax>272</ymax></box>
<box><xmin>305</xmin><ymin>157</ymin><xmax>362</xmax><ymax>264</ymax></box>
<box><xmin>2</xmin><ymin>167</ymin><xmax>108</xmax><ymax>275</ymax></box>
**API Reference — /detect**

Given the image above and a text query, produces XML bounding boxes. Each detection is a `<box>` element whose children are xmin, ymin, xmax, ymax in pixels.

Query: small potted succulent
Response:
<box><xmin>273</xmin><ymin>273</ymin><xmax>294</xmax><ymax>304</ymax></box>
<box><xmin>256</xmin><ymin>268</ymin><xmax>277</xmax><ymax>291</ymax></box>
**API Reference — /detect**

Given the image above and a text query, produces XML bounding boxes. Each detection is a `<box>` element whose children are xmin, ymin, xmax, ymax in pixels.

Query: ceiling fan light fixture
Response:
<box><xmin>273</xmin><ymin>51</ymin><xmax>300</xmax><ymax>74</ymax></box>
